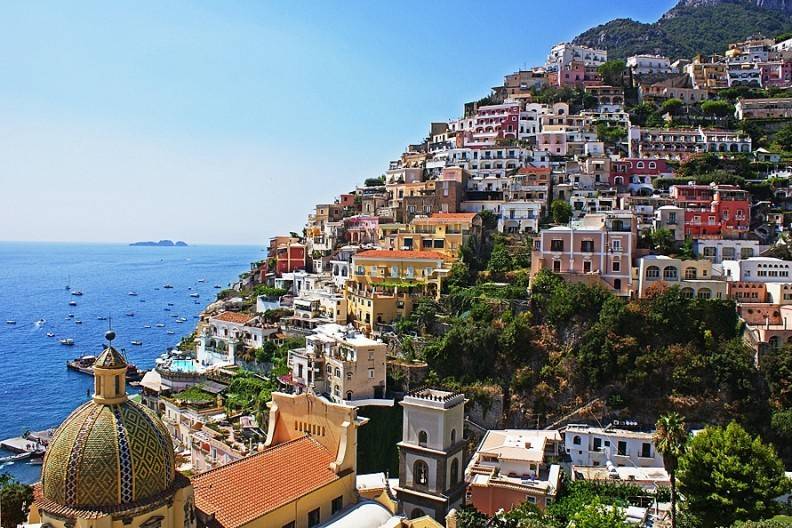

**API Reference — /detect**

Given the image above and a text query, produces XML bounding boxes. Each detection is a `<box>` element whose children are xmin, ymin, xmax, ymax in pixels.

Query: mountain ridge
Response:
<box><xmin>572</xmin><ymin>0</ymin><xmax>792</xmax><ymax>60</ymax></box>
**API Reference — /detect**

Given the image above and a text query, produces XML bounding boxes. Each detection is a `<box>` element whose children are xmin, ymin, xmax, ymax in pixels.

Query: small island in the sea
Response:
<box><xmin>129</xmin><ymin>240</ymin><xmax>188</xmax><ymax>247</ymax></box>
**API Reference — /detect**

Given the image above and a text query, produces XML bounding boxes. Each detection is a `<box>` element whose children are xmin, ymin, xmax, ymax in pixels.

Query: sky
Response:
<box><xmin>0</xmin><ymin>1</ymin><xmax>675</xmax><ymax>245</ymax></box>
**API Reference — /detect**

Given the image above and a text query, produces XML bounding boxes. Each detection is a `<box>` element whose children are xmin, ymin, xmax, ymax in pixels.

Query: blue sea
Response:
<box><xmin>0</xmin><ymin>242</ymin><xmax>261</xmax><ymax>483</ymax></box>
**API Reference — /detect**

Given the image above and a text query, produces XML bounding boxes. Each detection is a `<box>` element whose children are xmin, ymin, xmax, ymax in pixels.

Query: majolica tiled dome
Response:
<box><xmin>41</xmin><ymin>345</ymin><xmax>176</xmax><ymax>510</ymax></box>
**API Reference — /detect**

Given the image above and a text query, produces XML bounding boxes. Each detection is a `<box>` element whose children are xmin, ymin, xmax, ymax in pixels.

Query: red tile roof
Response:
<box><xmin>193</xmin><ymin>436</ymin><xmax>337</xmax><ymax>528</ymax></box>
<box><xmin>213</xmin><ymin>312</ymin><xmax>253</xmax><ymax>324</ymax></box>
<box><xmin>355</xmin><ymin>249</ymin><xmax>446</xmax><ymax>260</ymax></box>
<box><xmin>414</xmin><ymin>212</ymin><xmax>478</xmax><ymax>224</ymax></box>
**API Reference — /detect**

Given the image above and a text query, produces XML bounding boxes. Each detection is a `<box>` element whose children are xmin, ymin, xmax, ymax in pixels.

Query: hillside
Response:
<box><xmin>572</xmin><ymin>0</ymin><xmax>792</xmax><ymax>60</ymax></box>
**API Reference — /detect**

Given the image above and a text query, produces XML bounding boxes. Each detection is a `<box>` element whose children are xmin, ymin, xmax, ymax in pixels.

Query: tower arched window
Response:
<box><xmin>413</xmin><ymin>460</ymin><xmax>428</xmax><ymax>486</ymax></box>
<box><xmin>450</xmin><ymin>458</ymin><xmax>459</xmax><ymax>485</ymax></box>
<box><xmin>450</xmin><ymin>428</ymin><xmax>457</xmax><ymax>445</ymax></box>
<box><xmin>573</xmin><ymin>435</ymin><xmax>581</xmax><ymax>445</ymax></box>
<box><xmin>418</xmin><ymin>430</ymin><xmax>429</xmax><ymax>447</ymax></box>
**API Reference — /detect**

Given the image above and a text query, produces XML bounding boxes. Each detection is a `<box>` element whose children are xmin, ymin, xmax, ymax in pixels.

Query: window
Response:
<box><xmin>451</xmin><ymin>429</ymin><xmax>457</xmax><ymax>444</ymax></box>
<box><xmin>593</xmin><ymin>437</ymin><xmax>602</xmax><ymax>450</ymax></box>
<box><xmin>308</xmin><ymin>508</ymin><xmax>320</xmax><ymax>527</ymax></box>
<box><xmin>612</xmin><ymin>260</ymin><xmax>621</xmax><ymax>273</ymax></box>
<box><xmin>553</xmin><ymin>260</ymin><xmax>561</xmax><ymax>273</ymax></box>
<box><xmin>282</xmin><ymin>523</ymin><xmax>295</xmax><ymax>528</ymax></box>
<box><xmin>685</xmin><ymin>267</ymin><xmax>697</xmax><ymax>280</ymax></box>
<box><xmin>641</xmin><ymin>443</ymin><xmax>651</xmax><ymax>458</ymax></box>
<box><xmin>663</xmin><ymin>266</ymin><xmax>678</xmax><ymax>280</ymax></box>
<box><xmin>368</xmin><ymin>368</ymin><xmax>375</xmax><ymax>379</ymax></box>
<box><xmin>583</xmin><ymin>261</ymin><xmax>592</xmax><ymax>273</ymax></box>
<box><xmin>332</xmin><ymin>496</ymin><xmax>343</xmax><ymax>515</ymax></box>
<box><xmin>580</xmin><ymin>240</ymin><xmax>594</xmax><ymax>252</ymax></box>
<box><xmin>741</xmin><ymin>247</ymin><xmax>754</xmax><ymax>259</ymax></box>
<box><xmin>413</xmin><ymin>460</ymin><xmax>429</xmax><ymax>486</ymax></box>
<box><xmin>573</xmin><ymin>435</ymin><xmax>581</xmax><ymax>445</ymax></box>
<box><xmin>418</xmin><ymin>431</ymin><xmax>428</xmax><ymax>447</ymax></box>
<box><xmin>646</xmin><ymin>266</ymin><xmax>660</xmax><ymax>279</ymax></box>
<box><xmin>697</xmin><ymin>288</ymin><xmax>712</xmax><ymax>299</ymax></box>
<box><xmin>703</xmin><ymin>247</ymin><xmax>716</xmax><ymax>257</ymax></box>
<box><xmin>550</xmin><ymin>239</ymin><xmax>564</xmax><ymax>252</ymax></box>
<box><xmin>617</xmin><ymin>441</ymin><xmax>627</xmax><ymax>457</ymax></box>
<box><xmin>612</xmin><ymin>239</ymin><xmax>621</xmax><ymax>252</ymax></box>
<box><xmin>450</xmin><ymin>458</ymin><xmax>459</xmax><ymax>485</ymax></box>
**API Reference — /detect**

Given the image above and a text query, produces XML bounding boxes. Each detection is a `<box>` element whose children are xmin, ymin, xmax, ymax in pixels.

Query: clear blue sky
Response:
<box><xmin>0</xmin><ymin>1</ymin><xmax>674</xmax><ymax>245</ymax></box>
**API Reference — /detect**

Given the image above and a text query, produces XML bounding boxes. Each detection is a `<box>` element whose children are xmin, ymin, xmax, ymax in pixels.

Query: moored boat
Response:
<box><xmin>60</xmin><ymin>338</ymin><xmax>75</xmax><ymax>346</ymax></box>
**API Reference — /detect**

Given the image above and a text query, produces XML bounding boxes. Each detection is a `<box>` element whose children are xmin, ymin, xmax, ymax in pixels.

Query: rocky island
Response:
<box><xmin>129</xmin><ymin>240</ymin><xmax>188</xmax><ymax>247</ymax></box>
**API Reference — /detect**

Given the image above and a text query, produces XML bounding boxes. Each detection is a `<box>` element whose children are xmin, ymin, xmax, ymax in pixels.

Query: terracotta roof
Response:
<box><xmin>354</xmin><ymin>250</ymin><xmax>445</xmax><ymax>260</ymax></box>
<box><xmin>212</xmin><ymin>312</ymin><xmax>252</xmax><ymax>324</ymax></box>
<box><xmin>413</xmin><ymin>212</ymin><xmax>478</xmax><ymax>224</ymax></box>
<box><xmin>193</xmin><ymin>436</ymin><xmax>338</xmax><ymax>528</ymax></box>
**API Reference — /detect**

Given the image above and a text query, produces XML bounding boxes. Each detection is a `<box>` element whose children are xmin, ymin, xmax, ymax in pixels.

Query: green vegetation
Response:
<box><xmin>655</xmin><ymin>413</ymin><xmax>689</xmax><ymax>528</ymax></box>
<box><xmin>364</xmin><ymin>175</ymin><xmax>385</xmax><ymax>187</ymax></box>
<box><xmin>0</xmin><ymin>474</ymin><xmax>33</xmax><ymax>528</ymax></box>
<box><xmin>550</xmin><ymin>199</ymin><xmax>572</xmax><ymax>224</ymax></box>
<box><xmin>596</xmin><ymin>123</ymin><xmax>627</xmax><ymax>145</ymax></box>
<box><xmin>172</xmin><ymin>385</ymin><xmax>216</xmax><ymax>404</ymax></box>
<box><xmin>573</xmin><ymin>1</ymin><xmax>792</xmax><ymax>60</ymax></box>
<box><xmin>678</xmin><ymin>422</ymin><xmax>791</xmax><ymax>527</ymax></box>
<box><xmin>597</xmin><ymin>60</ymin><xmax>627</xmax><ymax>87</ymax></box>
<box><xmin>253</xmin><ymin>285</ymin><xmax>288</xmax><ymax>299</ymax></box>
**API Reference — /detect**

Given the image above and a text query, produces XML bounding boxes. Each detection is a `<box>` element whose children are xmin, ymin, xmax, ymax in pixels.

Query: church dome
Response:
<box><xmin>40</xmin><ymin>340</ymin><xmax>176</xmax><ymax>510</ymax></box>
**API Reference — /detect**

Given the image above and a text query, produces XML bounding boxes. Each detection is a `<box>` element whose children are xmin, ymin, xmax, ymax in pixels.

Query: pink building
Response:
<box><xmin>610</xmin><ymin>159</ymin><xmax>673</xmax><ymax>187</ymax></box>
<box><xmin>530</xmin><ymin>212</ymin><xmax>637</xmax><ymax>296</ymax></box>
<box><xmin>344</xmin><ymin>215</ymin><xmax>379</xmax><ymax>245</ymax></box>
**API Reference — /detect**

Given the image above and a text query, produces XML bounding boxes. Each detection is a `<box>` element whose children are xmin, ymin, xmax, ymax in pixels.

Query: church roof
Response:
<box><xmin>193</xmin><ymin>436</ymin><xmax>338</xmax><ymax>528</ymax></box>
<box><xmin>94</xmin><ymin>346</ymin><xmax>127</xmax><ymax>369</ymax></box>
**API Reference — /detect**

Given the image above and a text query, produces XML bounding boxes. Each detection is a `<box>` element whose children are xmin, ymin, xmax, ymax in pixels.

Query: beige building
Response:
<box><xmin>286</xmin><ymin>323</ymin><xmax>388</xmax><ymax>403</ymax></box>
<box><xmin>636</xmin><ymin>255</ymin><xmax>726</xmax><ymax>299</ymax></box>
<box><xmin>346</xmin><ymin>250</ymin><xmax>445</xmax><ymax>328</ymax></box>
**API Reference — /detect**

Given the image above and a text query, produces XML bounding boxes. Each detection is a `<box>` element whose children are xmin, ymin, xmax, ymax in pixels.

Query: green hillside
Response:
<box><xmin>572</xmin><ymin>0</ymin><xmax>792</xmax><ymax>60</ymax></box>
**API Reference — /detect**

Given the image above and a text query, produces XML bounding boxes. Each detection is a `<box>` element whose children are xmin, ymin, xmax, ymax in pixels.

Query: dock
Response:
<box><xmin>0</xmin><ymin>429</ymin><xmax>54</xmax><ymax>454</ymax></box>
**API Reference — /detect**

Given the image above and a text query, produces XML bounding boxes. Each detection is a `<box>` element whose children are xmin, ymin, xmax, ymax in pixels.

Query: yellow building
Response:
<box><xmin>392</xmin><ymin>213</ymin><xmax>482</xmax><ymax>263</ymax></box>
<box><xmin>27</xmin><ymin>331</ymin><xmax>195</xmax><ymax>528</ymax></box>
<box><xmin>346</xmin><ymin>249</ymin><xmax>445</xmax><ymax>328</ymax></box>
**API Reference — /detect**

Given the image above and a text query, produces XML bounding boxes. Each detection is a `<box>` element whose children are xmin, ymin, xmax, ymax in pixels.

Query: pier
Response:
<box><xmin>0</xmin><ymin>429</ymin><xmax>53</xmax><ymax>456</ymax></box>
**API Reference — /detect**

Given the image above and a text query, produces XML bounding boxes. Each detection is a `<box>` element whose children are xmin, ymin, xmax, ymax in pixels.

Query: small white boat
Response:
<box><xmin>128</xmin><ymin>291</ymin><xmax>138</xmax><ymax>297</ymax></box>
<box><xmin>155</xmin><ymin>323</ymin><xmax>165</xmax><ymax>328</ymax></box>
<box><xmin>46</xmin><ymin>332</ymin><xmax>55</xmax><ymax>337</ymax></box>
<box><xmin>198</xmin><ymin>279</ymin><xmax>206</xmax><ymax>283</ymax></box>
<box><xmin>75</xmin><ymin>320</ymin><xmax>82</xmax><ymax>325</ymax></box>
<box><xmin>143</xmin><ymin>325</ymin><xmax>151</xmax><ymax>329</ymax></box>
<box><xmin>5</xmin><ymin>320</ymin><xmax>16</xmax><ymax>325</ymax></box>
<box><xmin>71</xmin><ymin>291</ymin><xmax>83</xmax><ymax>296</ymax></box>
<box><xmin>126</xmin><ymin>312</ymin><xmax>135</xmax><ymax>317</ymax></box>
<box><xmin>68</xmin><ymin>313</ymin><xmax>75</xmax><ymax>318</ymax></box>
<box><xmin>190</xmin><ymin>293</ymin><xmax>200</xmax><ymax>298</ymax></box>
<box><xmin>163</xmin><ymin>284</ymin><xmax>174</xmax><ymax>289</ymax></box>
<box><xmin>131</xmin><ymin>340</ymin><xmax>142</xmax><ymax>346</ymax></box>
<box><xmin>35</xmin><ymin>319</ymin><xmax>46</xmax><ymax>326</ymax></box>
<box><xmin>60</xmin><ymin>338</ymin><xmax>75</xmax><ymax>346</ymax></box>
<box><xmin>166</xmin><ymin>330</ymin><xmax>175</xmax><ymax>335</ymax></box>
<box><xmin>68</xmin><ymin>300</ymin><xmax>77</xmax><ymax>306</ymax></box>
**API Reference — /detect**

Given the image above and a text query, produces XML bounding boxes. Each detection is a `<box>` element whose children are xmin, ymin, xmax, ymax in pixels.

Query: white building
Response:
<box><xmin>498</xmin><ymin>201</ymin><xmax>544</xmax><ymax>234</ymax></box>
<box><xmin>626</xmin><ymin>54</ymin><xmax>673</xmax><ymax>76</ymax></box>
<box><xmin>723</xmin><ymin>257</ymin><xmax>792</xmax><ymax>282</ymax></box>
<box><xmin>197</xmin><ymin>311</ymin><xmax>277</xmax><ymax>368</ymax></box>
<box><xmin>563</xmin><ymin>424</ymin><xmax>664</xmax><ymax>468</ymax></box>
<box><xmin>545</xmin><ymin>43</ymin><xmax>607</xmax><ymax>72</ymax></box>
<box><xmin>694</xmin><ymin>239</ymin><xmax>761</xmax><ymax>263</ymax></box>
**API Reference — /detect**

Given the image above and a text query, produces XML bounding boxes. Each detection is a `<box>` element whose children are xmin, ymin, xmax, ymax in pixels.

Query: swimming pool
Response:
<box><xmin>170</xmin><ymin>359</ymin><xmax>198</xmax><ymax>373</ymax></box>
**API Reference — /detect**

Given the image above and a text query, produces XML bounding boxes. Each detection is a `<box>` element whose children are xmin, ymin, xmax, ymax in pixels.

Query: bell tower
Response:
<box><xmin>395</xmin><ymin>388</ymin><xmax>466</xmax><ymax>522</ymax></box>
<box><xmin>93</xmin><ymin>330</ymin><xmax>129</xmax><ymax>405</ymax></box>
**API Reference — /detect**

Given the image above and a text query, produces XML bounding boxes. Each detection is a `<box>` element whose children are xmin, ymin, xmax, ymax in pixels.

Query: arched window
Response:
<box><xmin>573</xmin><ymin>435</ymin><xmax>581</xmax><ymax>445</ymax></box>
<box><xmin>769</xmin><ymin>336</ymin><xmax>780</xmax><ymax>351</ymax></box>
<box><xmin>450</xmin><ymin>458</ymin><xmax>459</xmax><ymax>485</ymax></box>
<box><xmin>346</xmin><ymin>391</ymin><xmax>353</xmax><ymax>400</ymax></box>
<box><xmin>334</xmin><ymin>368</ymin><xmax>341</xmax><ymax>378</ymax></box>
<box><xmin>697</xmin><ymin>288</ymin><xmax>712</xmax><ymax>299</ymax></box>
<box><xmin>684</xmin><ymin>267</ymin><xmax>697</xmax><ymax>280</ymax></box>
<box><xmin>413</xmin><ymin>460</ymin><xmax>428</xmax><ymax>486</ymax></box>
<box><xmin>646</xmin><ymin>266</ymin><xmax>660</xmax><ymax>280</ymax></box>
<box><xmin>663</xmin><ymin>266</ymin><xmax>678</xmax><ymax>280</ymax></box>
<box><xmin>418</xmin><ymin>430</ymin><xmax>428</xmax><ymax>447</ymax></box>
<box><xmin>450</xmin><ymin>429</ymin><xmax>457</xmax><ymax>445</ymax></box>
<box><xmin>681</xmin><ymin>287</ymin><xmax>694</xmax><ymax>299</ymax></box>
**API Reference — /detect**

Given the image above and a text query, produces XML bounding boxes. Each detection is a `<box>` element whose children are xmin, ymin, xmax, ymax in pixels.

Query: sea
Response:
<box><xmin>0</xmin><ymin>241</ymin><xmax>262</xmax><ymax>484</ymax></box>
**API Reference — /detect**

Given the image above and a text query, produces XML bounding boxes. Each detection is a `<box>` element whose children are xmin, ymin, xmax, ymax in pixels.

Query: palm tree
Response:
<box><xmin>654</xmin><ymin>412</ymin><xmax>688</xmax><ymax>528</ymax></box>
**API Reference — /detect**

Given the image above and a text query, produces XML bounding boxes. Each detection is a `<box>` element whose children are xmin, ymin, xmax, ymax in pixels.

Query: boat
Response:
<box><xmin>131</xmin><ymin>340</ymin><xmax>142</xmax><ymax>346</ymax></box>
<box><xmin>143</xmin><ymin>324</ymin><xmax>151</xmax><ymax>329</ymax></box>
<box><xmin>164</xmin><ymin>308</ymin><xmax>171</xmax><ymax>312</ymax></box>
<box><xmin>71</xmin><ymin>291</ymin><xmax>83</xmax><ymax>296</ymax></box>
<box><xmin>60</xmin><ymin>338</ymin><xmax>75</xmax><ymax>346</ymax></box>
<box><xmin>155</xmin><ymin>323</ymin><xmax>165</xmax><ymax>328</ymax></box>
<box><xmin>35</xmin><ymin>318</ymin><xmax>46</xmax><ymax>326</ymax></box>
<box><xmin>46</xmin><ymin>332</ymin><xmax>55</xmax><ymax>337</ymax></box>
<box><xmin>198</xmin><ymin>279</ymin><xmax>206</xmax><ymax>283</ymax></box>
<box><xmin>97</xmin><ymin>316</ymin><xmax>107</xmax><ymax>321</ymax></box>
<box><xmin>5</xmin><ymin>320</ymin><xmax>16</xmax><ymax>325</ymax></box>
<box><xmin>67</xmin><ymin>355</ymin><xmax>146</xmax><ymax>380</ymax></box>
<box><xmin>68</xmin><ymin>300</ymin><xmax>77</xmax><ymax>306</ymax></box>
<box><xmin>75</xmin><ymin>320</ymin><xmax>82</xmax><ymax>325</ymax></box>
<box><xmin>126</xmin><ymin>312</ymin><xmax>135</xmax><ymax>317</ymax></box>
<box><xmin>68</xmin><ymin>313</ymin><xmax>75</xmax><ymax>318</ymax></box>
<box><xmin>167</xmin><ymin>303</ymin><xmax>174</xmax><ymax>306</ymax></box>
<box><xmin>163</xmin><ymin>284</ymin><xmax>174</xmax><ymax>289</ymax></box>
<box><xmin>213</xmin><ymin>285</ymin><xmax>221</xmax><ymax>289</ymax></box>
<box><xmin>166</xmin><ymin>330</ymin><xmax>175</xmax><ymax>335</ymax></box>
<box><xmin>128</xmin><ymin>291</ymin><xmax>138</xmax><ymax>297</ymax></box>
<box><xmin>175</xmin><ymin>319</ymin><xmax>184</xmax><ymax>324</ymax></box>
<box><xmin>190</xmin><ymin>293</ymin><xmax>200</xmax><ymax>298</ymax></box>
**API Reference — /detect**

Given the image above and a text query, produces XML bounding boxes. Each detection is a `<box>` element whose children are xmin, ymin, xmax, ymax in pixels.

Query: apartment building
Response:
<box><xmin>391</xmin><ymin>212</ymin><xmax>482</xmax><ymax>262</ymax></box>
<box><xmin>694</xmin><ymin>239</ymin><xmax>760</xmax><ymax>263</ymax></box>
<box><xmin>346</xmin><ymin>249</ymin><xmax>445</xmax><ymax>327</ymax></box>
<box><xmin>562</xmin><ymin>424</ymin><xmax>665</xmax><ymax>468</ymax></box>
<box><xmin>627</xmin><ymin>54</ymin><xmax>673</xmax><ymax>76</ymax></box>
<box><xmin>670</xmin><ymin>183</ymin><xmax>751</xmax><ymax>239</ymax></box>
<box><xmin>735</xmin><ymin>97</ymin><xmax>792</xmax><ymax>120</ymax></box>
<box><xmin>197</xmin><ymin>312</ymin><xmax>278</xmax><ymax>368</ymax></box>
<box><xmin>628</xmin><ymin>126</ymin><xmax>751</xmax><ymax>159</ymax></box>
<box><xmin>286</xmin><ymin>323</ymin><xmax>387</xmax><ymax>403</ymax></box>
<box><xmin>723</xmin><ymin>257</ymin><xmax>792</xmax><ymax>282</ymax></box>
<box><xmin>636</xmin><ymin>255</ymin><xmax>726</xmax><ymax>299</ymax></box>
<box><xmin>545</xmin><ymin>43</ymin><xmax>607</xmax><ymax>72</ymax></box>
<box><xmin>685</xmin><ymin>59</ymin><xmax>729</xmax><ymax>89</ymax></box>
<box><xmin>530</xmin><ymin>212</ymin><xmax>637</xmax><ymax>296</ymax></box>
<box><xmin>465</xmin><ymin>430</ymin><xmax>562</xmax><ymax>514</ymax></box>
<box><xmin>584</xmin><ymin>85</ymin><xmax>625</xmax><ymax>112</ymax></box>
<box><xmin>268</xmin><ymin>236</ymin><xmax>306</xmax><ymax>276</ymax></box>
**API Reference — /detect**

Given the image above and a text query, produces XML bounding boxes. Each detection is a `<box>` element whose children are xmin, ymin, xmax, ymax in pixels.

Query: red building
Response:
<box><xmin>670</xmin><ymin>184</ymin><xmax>750</xmax><ymax>239</ymax></box>
<box><xmin>610</xmin><ymin>158</ymin><xmax>673</xmax><ymax>186</ymax></box>
<box><xmin>267</xmin><ymin>236</ymin><xmax>306</xmax><ymax>276</ymax></box>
